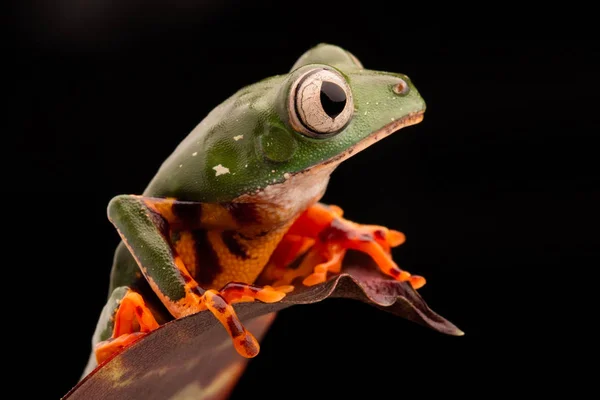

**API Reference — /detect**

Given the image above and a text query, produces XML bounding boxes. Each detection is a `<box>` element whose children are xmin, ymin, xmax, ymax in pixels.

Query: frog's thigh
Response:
<box><xmin>93</xmin><ymin>286</ymin><xmax>160</xmax><ymax>365</ymax></box>
<box><xmin>108</xmin><ymin>194</ymin><xmax>205</xmax><ymax>317</ymax></box>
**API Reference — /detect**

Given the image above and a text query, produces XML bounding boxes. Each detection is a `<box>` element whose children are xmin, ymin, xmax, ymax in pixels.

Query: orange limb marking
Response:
<box><xmin>273</xmin><ymin>203</ymin><xmax>426</xmax><ymax>289</ymax></box>
<box><xmin>201</xmin><ymin>290</ymin><xmax>260</xmax><ymax>358</ymax></box>
<box><xmin>264</xmin><ymin>203</ymin><xmax>342</xmax><ymax>285</ymax></box>
<box><xmin>217</xmin><ymin>282</ymin><xmax>294</xmax><ymax>304</ymax></box>
<box><xmin>262</xmin><ymin>234</ymin><xmax>315</xmax><ymax>282</ymax></box>
<box><xmin>95</xmin><ymin>290</ymin><xmax>160</xmax><ymax>364</ymax></box>
<box><xmin>302</xmin><ymin>244</ymin><xmax>346</xmax><ymax>286</ymax></box>
<box><xmin>174</xmin><ymin>256</ymin><xmax>293</xmax><ymax>358</ymax></box>
<box><xmin>190</xmin><ymin>282</ymin><xmax>292</xmax><ymax>358</ymax></box>
<box><xmin>94</xmin><ymin>332</ymin><xmax>146</xmax><ymax>365</ymax></box>
<box><xmin>273</xmin><ymin>249</ymin><xmax>318</xmax><ymax>287</ymax></box>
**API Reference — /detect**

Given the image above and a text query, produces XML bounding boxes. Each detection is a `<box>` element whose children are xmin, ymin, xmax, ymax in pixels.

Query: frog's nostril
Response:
<box><xmin>392</xmin><ymin>80</ymin><xmax>409</xmax><ymax>96</ymax></box>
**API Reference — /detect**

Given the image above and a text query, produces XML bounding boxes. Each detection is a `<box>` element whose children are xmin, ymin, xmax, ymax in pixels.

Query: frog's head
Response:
<box><xmin>273</xmin><ymin>43</ymin><xmax>426</xmax><ymax>169</ymax></box>
<box><xmin>146</xmin><ymin>43</ymin><xmax>426</xmax><ymax>204</ymax></box>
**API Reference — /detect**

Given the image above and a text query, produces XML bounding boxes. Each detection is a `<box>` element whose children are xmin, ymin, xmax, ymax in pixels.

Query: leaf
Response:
<box><xmin>65</xmin><ymin>258</ymin><xmax>462</xmax><ymax>399</ymax></box>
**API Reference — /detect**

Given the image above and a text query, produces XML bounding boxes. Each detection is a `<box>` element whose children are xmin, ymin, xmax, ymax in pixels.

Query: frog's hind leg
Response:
<box><xmin>94</xmin><ymin>287</ymin><xmax>160</xmax><ymax>365</ymax></box>
<box><xmin>274</xmin><ymin>203</ymin><xmax>426</xmax><ymax>289</ymax></box>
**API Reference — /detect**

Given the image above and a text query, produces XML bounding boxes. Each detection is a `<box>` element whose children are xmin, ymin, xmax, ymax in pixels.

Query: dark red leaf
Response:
<box><xmin>65</xmin><ymin>260</ymin><xmax>462</xmax><ymax>399</ymax></box>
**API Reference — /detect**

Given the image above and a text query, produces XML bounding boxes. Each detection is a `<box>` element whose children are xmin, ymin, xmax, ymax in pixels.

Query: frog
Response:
<box><xmin>88</xmin><ymin>43</ymin><xmax>428</xmax><ymax>367</ymax></box>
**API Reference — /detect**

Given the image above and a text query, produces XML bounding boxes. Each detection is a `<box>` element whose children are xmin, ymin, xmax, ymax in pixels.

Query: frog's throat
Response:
<box><xmin>306</xmin><ymin>110</ymin><xmax>425</xmax><ymax>173</ymax></box>
<box><xmin>234</xmin><ymin>110</ymin><xmax>425</xmax><ymax>223</ymax></box>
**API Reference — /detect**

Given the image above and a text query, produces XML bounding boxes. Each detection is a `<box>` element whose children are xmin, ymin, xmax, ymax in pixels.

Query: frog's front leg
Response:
<box><xmin>272</xmin><ymin>203</ymin><xmax>426</xmax><ymax>289</ymax></box>
<box><xmin>102</xmin><ymin>195</ymin><xmax>289</xmax><ymax>360</ymax></box>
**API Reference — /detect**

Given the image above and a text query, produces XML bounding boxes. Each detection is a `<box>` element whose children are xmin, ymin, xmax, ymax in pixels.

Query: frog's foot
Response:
<box><xmin>301</xmin><ymin>244</ymin><xmax>346</xmax><ymax>286</ymax></box>
<box><xmin>95</xmin><ymin>290</ymin><xmax>160</xmax><ymax>364</ymax></box>
<box><xmin>271</xmin><ymin>241</ymin><xmax>342</xmax><ymax>287</ymax></box>
<box><xmin>277</xmin><ymin>203</ymin><xmax>426</xmax><ymax>289</ymax></box>
<box><xmin>262</xmin><ymin>234</ymin><xmax>315</xmax><ymax>282</ymax></box>
<box><xmin>95</xmin><ymin>333</ymin><xmax>146</xmax><ymax>365</ymax></box>
<box><xmin>262</xmin><ymin>205</ymin><xmax>346</xmax><ymax>283</ymax></box>
<box><xmin>195</xmin><ymin>283</ymin><xmax>292</xmax><ymax>358</ymax></box>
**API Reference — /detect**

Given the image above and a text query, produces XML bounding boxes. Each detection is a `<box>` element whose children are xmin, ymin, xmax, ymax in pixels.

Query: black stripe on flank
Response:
<box><xmin>238</xmin><ymin>230</ymin><xmax>270</xmax><ymax>240</ymax></box>
<box><xmin>223</xmin><ymin>202</ymin><xmax>261</xmax><ymax>225</ymax></box>
<box><xmin>222</xmin><ymin>231</ymin><xmax>250</xmax><ymax>260</ymax></box>
<box><xmin>172</xmin><ymin>201</ymin><xmax>203</xmax><ymax>225</ymax></box>
<box><xmin>192</xmin><ymin>229</ymin><xmax>223</xmax><ymax>285</ymax></box>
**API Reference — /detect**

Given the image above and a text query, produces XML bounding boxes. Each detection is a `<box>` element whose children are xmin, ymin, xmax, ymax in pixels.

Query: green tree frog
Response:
<box><xmin>89</xmin><ymin>43</ymin><xmax>427</xmax><ymax>366</ymax></box>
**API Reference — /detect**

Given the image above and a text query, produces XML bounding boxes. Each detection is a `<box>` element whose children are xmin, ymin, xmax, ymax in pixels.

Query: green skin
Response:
<box><xmin>85</xmin><ymin>43</ymin><xmax>426</xmax><ymax>375</ymax></box>
<box><xmin>144</xmin><ymin>45</ymin><xmax>425</xmax><ymax>202</ymax></box>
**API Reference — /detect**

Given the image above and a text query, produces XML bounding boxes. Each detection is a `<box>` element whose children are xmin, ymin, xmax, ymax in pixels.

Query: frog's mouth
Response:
<box><xmin>308</xmin><ymin>110</ymin><xmax>425</xmax><ymax>172</ymax></box>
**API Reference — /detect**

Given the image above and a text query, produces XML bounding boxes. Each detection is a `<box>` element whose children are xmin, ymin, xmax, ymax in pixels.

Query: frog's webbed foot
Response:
<box><xmin>273</xmin><ymin>203</ymin><xmax>426</xmax><ymax>289</ymax></box>
<box><xmin>95</xmin><ymin>288</ymin><xmax>160</xmax><ymax>364</ymax></box>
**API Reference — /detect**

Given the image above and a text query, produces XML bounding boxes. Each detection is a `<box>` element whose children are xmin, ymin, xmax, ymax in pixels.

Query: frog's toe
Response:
<box><xmin>95</xmin><ymin>332</ymin><xmax>146</xmax><ymax>364</ymax></box>
<box><xmin>325</xmin><ymin>221</ymin><xmax>424</xmax><ymax>288</ymax></box>
<box><xmin>254</xmin><ymin>286</ymin><xmax>287</xmax><ymax>303</ymax></box>
<box><xmin>201</xmin><ymin>290</ymin><xmax>260</xmax><ymax>358</ymax></box>
<box><xmin>255</xmin><ymin>284</ymin><xmax>294</xmax><ymax>302</ymax></box>
<box><xmin>408</xmin><ymin>275</ymin><xmax>427</xmax><ymax>289</ymax></box>
<box><xmin>302</xmin><ymin>271</ymin><xmax>327</xmax><ymax>286</ymax></box>
<box><xmin>217</xmin><ymin>282</ymin><xmax>293</xmax><ymax>304</ymax></box>
<box><xmin>386</xmin><ymin>229</ymin><xmax>406</xmax><ymax>247</ymax></box>
<box><xmin>94</xmin><ymin>289</ymin><xmax>160</xmax><ymax>364</ymax></box>
<box><xmin>272</xmin><ymin>284</ymin><xmax>295</xmax><ymax>293</ymax></box>
<box><xmin>301</xmin><ymin>245</ymin><xmax>345</xmax><ymax>287</ymax></box>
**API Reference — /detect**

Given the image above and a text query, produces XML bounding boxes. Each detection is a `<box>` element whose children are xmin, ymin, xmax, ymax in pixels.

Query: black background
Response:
<box><xmin>9</xmin><ymin>1</ymin><xmax>598</xmax><ymax>398</ymax></box>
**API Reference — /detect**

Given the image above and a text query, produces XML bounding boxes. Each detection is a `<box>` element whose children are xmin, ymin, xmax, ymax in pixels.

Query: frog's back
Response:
<box><xmin>143</xmin><ymin>76</ymin><xmax>285</xmax><ymax>203</ymax></box>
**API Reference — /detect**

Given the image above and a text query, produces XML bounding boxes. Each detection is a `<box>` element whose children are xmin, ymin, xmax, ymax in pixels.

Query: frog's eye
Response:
<box><xmin>288</xmin><ymin>68</ymin><xmax>354</xmax><ymax>138</ymax></box>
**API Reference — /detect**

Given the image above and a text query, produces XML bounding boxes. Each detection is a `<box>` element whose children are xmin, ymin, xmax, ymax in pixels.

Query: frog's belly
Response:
<box><xmin>172</xmin><ymin>226</ymin><xmax>290</xmax><ymax>289</ymax></box>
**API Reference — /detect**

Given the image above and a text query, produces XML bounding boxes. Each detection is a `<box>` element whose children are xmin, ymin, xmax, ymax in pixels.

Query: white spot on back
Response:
<box><xmin>233</xmin><ymin>135</ymin><xmax>244</xmax><ymax>141</ymax></box>
<box><xmin>212</xmin><ymin>164</ymin><xmax>230</xmax><ymax>176</ymax></box>
<box><xmin>192</xmin><ymin>152</ymin><xmax>198</xmax><ymax>156</ymax></box>
<box><xmin>284</xmin><ymin>172</ymin><xmax>291</xmax><ymax>179</ymax></box>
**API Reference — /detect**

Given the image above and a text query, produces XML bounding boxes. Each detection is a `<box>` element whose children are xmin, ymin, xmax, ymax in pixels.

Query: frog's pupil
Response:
<box><xmin>320</xmin><ymin>81</ymin><xmax>346</xmax><ymax>118</ymax></box>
